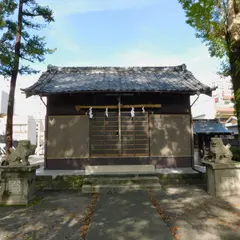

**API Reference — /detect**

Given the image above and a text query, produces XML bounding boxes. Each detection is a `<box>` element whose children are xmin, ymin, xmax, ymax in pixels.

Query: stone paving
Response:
<box><xmin>0</xmin><ymin>185</ymin><xmax>239</xmax><ymax>240</ymax></box>
<box><xmin>85</xmin><ymin>190</ymin><xmax>173</xmax><ymax>240</ymax></box>
<box><xmin>0</xmin><ymin>192</ymin><xmax>91</xmax><ymax>240</ymax></box>
<box><xmin>148</xmin><ymin>185</ymin><xmax>240</xmax><ymax>240</ymax></box>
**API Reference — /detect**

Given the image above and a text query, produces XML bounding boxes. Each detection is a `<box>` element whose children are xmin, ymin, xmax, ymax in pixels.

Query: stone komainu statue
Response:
<box><xmin>9</xmin><ymin>140</ymin><xmax>32</xmax><ymax>166</ymax></box>
<box><xmin>205</xmin><ymin>137</ymin><xmax>233</xmax><ymax>163</ymax></box>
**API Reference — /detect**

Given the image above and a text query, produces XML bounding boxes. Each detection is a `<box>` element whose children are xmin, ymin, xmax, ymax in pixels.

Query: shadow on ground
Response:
<box><xmin>0</xmin><ymin>191</ymin><xmax>91</xmax><ymax>240</ymax></box>
<box><xmin>85</xmin><ymin>190</ymin><xmax>173</xmax><ymax>240</ymax></box>
<box><xmin>149</xmin><ymin>184</ymin><xmax>240</xmax><ymax>240</ymax></box>
<box><xmin>0</xmin><ymin>186</ymin><xmax>239</xmax><ymax>240</ymax></box>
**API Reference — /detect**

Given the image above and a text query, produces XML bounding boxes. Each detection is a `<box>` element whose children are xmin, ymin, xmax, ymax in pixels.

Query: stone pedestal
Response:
<box><xmin>202</xmin><ymin>160</ymin><xmax>240</xmax><ymax>197</ymax></box>
<box><xmin>0</xmin><ymin>164</ymin><xmax>40</xmax><ymax>205</ymax></box>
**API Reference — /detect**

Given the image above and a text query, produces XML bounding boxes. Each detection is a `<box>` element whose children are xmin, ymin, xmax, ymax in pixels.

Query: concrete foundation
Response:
<box><xmin>202</xmin><ymin>160</ymin><xmax>240</xmax><ymax>197</ymax></box>
<box><xmin>0</xmin><ymin>164</ymin><xmax>39</xmax><ymax>205</ymax></box>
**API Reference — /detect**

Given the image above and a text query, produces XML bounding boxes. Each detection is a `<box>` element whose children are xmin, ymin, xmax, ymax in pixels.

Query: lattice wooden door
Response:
<box><xmin>90</xmin><ymin>111</ymin><xmax>149</xmax><ymax>157</ymax></box>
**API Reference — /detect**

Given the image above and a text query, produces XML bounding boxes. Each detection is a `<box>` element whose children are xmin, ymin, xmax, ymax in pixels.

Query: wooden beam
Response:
<box><xmin>122</xmin><ymin>104</ymin><xmax>161</xmax><ymax>109</ymax></box>
<box><xmin>75</xmin><ymin>104</ymin><xmax>161</xmax><ymax>111</ymax></box>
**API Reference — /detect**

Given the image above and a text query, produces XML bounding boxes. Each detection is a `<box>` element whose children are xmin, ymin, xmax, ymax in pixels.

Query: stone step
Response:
<box><xmin>157</xmin><ymin>172</ymin><xmax>206</xmax><ymax>185</ymax></box>
<box><xmin>83</xmin><ymin>176</ymin><xmax>159</xmax><ymax>185</ymax></box>
<box><xmin>85</xmin><ymin>165</ymin><xmax>155</xmax><ymax>174</ymax></box>
<box><xmin>82</xmin><ymin>183</ymin><xmax>162</xmax><ymax>193</ymax></box>
<box><xmin>158</xmin><ymin>178</ymin><xmax>206</xmax><ymax>185</ymax></box>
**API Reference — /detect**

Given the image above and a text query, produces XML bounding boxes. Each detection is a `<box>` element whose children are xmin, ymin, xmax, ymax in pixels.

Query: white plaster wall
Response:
<box><xmin>12</xmin><ymin>115</ymin><xmax>28</xmax><ymax>142</ymax></box>
<box><xmin>1</xmin><ymin>115</ymin><xmax>37</xmax><ymax>144</ymax></box>
<box><xmin>0</xmin><ymin>91</ymin><xmax>8</xmax><ymax>115</ymax></box>
<box><xmin>191</xmin><ymin>94</ymin><xmax>216</xmax><ymax>119</ymax></box>
<box><xmin>0</xmin><ymin>117</ymin><xmax>6</xmax><ymax>135</ymax></box>
<box><xmin>36</xmin><ymin>119</ymin><xmax>45</xmax><ymax>146</ymax></box>
<box><xmin>27</xmin><ymin>116</ymin><xmax>36</xmax><ymax>145</ymax></box>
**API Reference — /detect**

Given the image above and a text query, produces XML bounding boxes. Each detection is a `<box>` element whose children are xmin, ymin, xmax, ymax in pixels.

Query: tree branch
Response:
<box><xmin>19</xmin><ymin>55</ymin><xmax>34</xmax><ymax>63</ymax></box>
<box><xmin>22</xmin><ymin>11</ymin><xmax>41</xmax><ymax>17</ymax></box>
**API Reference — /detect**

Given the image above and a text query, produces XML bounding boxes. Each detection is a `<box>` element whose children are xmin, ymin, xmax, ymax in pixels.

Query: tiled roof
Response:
<box><xmin>22</xmin><ymin>64</ymin><xmax>213</xmax><ymax>96</ymax></box>
<box><xmin>193</xmin><ymin>119</ymin><xmax>231</xmax><ymax>135</ymax></box>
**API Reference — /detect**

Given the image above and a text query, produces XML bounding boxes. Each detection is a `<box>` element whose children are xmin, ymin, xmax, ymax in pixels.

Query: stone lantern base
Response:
<box><xmin>202</xmin><ymin>160</ymin><xmax>240</xmax><ymax>197</ymax></box>
<box><xmin>0</xmin><ymin>164</ymin><xmax>40</xmax><ymax>205</ymax></box>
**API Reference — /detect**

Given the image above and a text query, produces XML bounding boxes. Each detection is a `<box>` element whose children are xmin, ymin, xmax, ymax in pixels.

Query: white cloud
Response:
<box><xmin>39</xmin><ymin>0</ymin><xmax>159</xmax><ymax>16</ymax></box>
<box><xmin>1</xmin><ymin>43</ymin><xmax>226</xmax><ymax>119</ymax></box>
<box><xmin>115</xmin><ymin>44</ymin><xmax>221</xmax><ymax>86</ymax></box>
<box><xmin>115</xmin><ymin>44</ymin><xmax>225</xmax><ymax>118</ymax></box>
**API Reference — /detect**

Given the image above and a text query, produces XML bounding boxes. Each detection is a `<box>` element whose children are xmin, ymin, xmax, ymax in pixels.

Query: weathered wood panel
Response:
<box><xmin>150</xmin><ymin>114</ymin><xmax>192</xmax><ymax>157</ymax></box>
<box><xmin>47</xmin><ymin>115</ymin><xmax>89</xmax><ymax>159</ymax></box>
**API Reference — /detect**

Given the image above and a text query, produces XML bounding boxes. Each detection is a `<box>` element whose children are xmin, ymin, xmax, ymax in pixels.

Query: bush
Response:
<box><xmin>30</xmin><ymin>144</ymin><xmax>37</xmax><ymax>155</ymax></box>
<box><xmin>230</xmin><ymin>146</ymin><xmax>240</xmax><ymax>161</ymax></box>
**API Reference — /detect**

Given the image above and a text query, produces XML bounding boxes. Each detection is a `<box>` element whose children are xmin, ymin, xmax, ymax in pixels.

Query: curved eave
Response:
<box><xmin>22</xmin><ymin>88</ymin><xmax>213</xmax><ymax>98</ymax></box>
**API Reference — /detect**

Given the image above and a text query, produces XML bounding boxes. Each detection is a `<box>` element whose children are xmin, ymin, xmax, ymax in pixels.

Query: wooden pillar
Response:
<box><xmin>118</xmin><ymin>96</ymin><xmax>121</xmax><ymax>155</ymax></box>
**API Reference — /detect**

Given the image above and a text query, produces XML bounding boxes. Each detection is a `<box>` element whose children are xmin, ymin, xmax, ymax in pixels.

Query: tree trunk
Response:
<box><xmin>5</xmin><ymin>0</ymin><xmax>23</xmax><ymax>162</ymax></box>
<box><xmin>227</xmin><ymin>0</ymin><xmax>240</xmax><ymax>139</ymax></box>
<box><xmin>229</xmin><ymin>47</ymin><xmax>240</xmax><ymax>137</ymax></box>
<box><xmin>228</xmin><ymin>35</ymin><xmax>240</xmax><ymax>136</ymax></box>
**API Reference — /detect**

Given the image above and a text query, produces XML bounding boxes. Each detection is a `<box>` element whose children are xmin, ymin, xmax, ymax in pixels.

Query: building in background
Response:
<box><xmin>0</xmin><ymin>91</ymin><xmax>8</xmax><ymax>118</ymax></box>
<box><xmin>12</xmin><ymin>116</ymin><xmax>36</xmax><ymax>145</ymax></box>
<box><xmin>0</xmin><ymin>90</ymin><xmax>44</xmax><ymax>147</ymax></box>
<box><xmin>192</xmin><ymin>77</ymin><xmax>235</xmax><ymax>122</ymax></box>
<box><xmin>0</xmin><ymin>115</ymin><xmax>36</xmax><ymax>145</ymax></box>
<box><xmin>35</xmin><ymin>118</ymin><xmax>45</xmax><ymax>147</ymax></box>
<box><xmin>212</xmin><ymin>78</ymin><xmax>234</xmax><ymax>122</ymax></box>
<box><xmin>225</xmin><ymin>116</ymin><xmax>239</xmax><ymax>144</ymax></box>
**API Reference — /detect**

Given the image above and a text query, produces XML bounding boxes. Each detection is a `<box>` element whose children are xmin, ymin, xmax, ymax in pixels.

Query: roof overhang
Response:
<box><xmin>193</xmin><ymin>119</ymin><xmax>232</xmax><ymax>135</ymax></box>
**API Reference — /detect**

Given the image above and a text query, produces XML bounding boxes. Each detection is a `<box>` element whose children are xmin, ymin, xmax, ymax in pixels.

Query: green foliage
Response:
<box><xmin>230</xmin><ymin>146</ymin><xmax>240</xmax><ymax>161</ymax></box>
<box><xmin>0</xmin><ymin>196</ymin><xmax>43</xmax><ymax>207</ymax></box>
<box><xmin>36</xmin><ymin>175</ymin><xmax>85</xmax><ymax>191</ymax></box>
<box><xmin>179</xmin><ymin>0</ymin><xmax>240</xmax><ymax>129</ymax></box>
<box><xmin>0</xmin><ymin>0</ymin><xmax>55</xmax><ymax>78</ymax></box>
<box><xmin>179</xmin><ymin>0</ymin><xmax>230</xmax><ymax>75</ymax></box>
<box><xmin>30</xmin><ymin>144</ymin><xmax>36</xmax><ymax>155</ymax></box>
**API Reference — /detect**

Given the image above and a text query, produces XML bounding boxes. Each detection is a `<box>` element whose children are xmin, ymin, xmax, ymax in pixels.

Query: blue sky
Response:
<box><xmin>1</xmin><ymin>0</ymin><xmax>222</xmax><ymax>117</ymax></box>
<box><xmin>40</xmin><ymin>0</ymin><xmax>206</xmax><ymax>66</ymax></box>
<box><xmin>42</xmin><ymin>0</ymin><xmax>198</xmax><ymax>65</ymax></box>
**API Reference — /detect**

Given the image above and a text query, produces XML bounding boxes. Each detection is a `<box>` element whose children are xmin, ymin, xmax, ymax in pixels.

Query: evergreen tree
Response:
<box><xmin>0</xmin><ymin>0</ymin><xmax>55</xmax><ymax>162</ymax></box>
